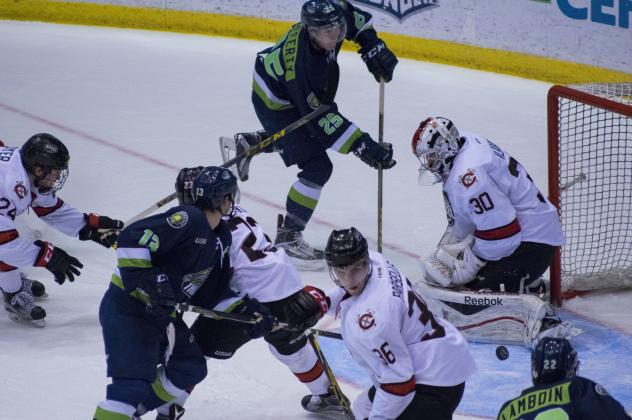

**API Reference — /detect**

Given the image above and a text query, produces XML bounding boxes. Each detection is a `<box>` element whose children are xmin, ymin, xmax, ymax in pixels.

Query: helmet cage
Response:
<box><xmin>412</xmin><ymin>117</ymin><xmax>460</xmax><ymax>184</ymax></box>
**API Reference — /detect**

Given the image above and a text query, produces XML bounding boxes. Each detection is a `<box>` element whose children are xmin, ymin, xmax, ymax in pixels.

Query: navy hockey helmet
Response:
<box><xmin>175</xmin><ymin>166</ymin><xmax>204</xmax><ymax>206</ymax></box>
<box><xmin>301</xmin><ymin>0</ymin><xmax>347</xmax><ymax>50</ymax></box>
<box><xmin>532</xmin><ymin>337</ymin><xmax>579</xmax><ymax>385</ymax></box>
<box><xmin>192</xmin><ymin>166</ymin><xmax>239</xmax><ymax>213</ymax></box>
<box><xmin>21</xmin><ymin>133</ymin><xmax>70</xmax><ymax>193</ymax></box>
<box><xmin>411</xmin><ymin>117</ymin><xmax>461</xmax><ymax>184</ymax></box>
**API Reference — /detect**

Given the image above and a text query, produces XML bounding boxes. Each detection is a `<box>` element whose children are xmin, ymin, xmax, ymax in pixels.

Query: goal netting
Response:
<box><xmin>547</xmin><ymin>83</ymin><xmax>632</xmax><ymax>305</ymax></box>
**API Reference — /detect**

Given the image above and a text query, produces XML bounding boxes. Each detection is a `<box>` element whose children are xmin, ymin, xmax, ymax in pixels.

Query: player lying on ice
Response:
<box><xmin>409</xmin><ymin>117</ymin><xmax>581</xmax><ymax>347</ymax></box>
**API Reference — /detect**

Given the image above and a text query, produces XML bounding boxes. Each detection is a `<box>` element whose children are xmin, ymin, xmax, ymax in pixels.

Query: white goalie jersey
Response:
<box><xmin>0</xmin><ymin>145</ymin><xmax>85</xmax><ymax>270</ymax></box>
<box><xmin>224</xmin><ymin>206</ymin><xmax>302</xmax><ymax>302</ymax></box>
<box><xmin>443</xmin><ymin>133</ymin><xmax>564</xmax><ymax>260</ymax></box>
<box><xmin>328</xmin><ymin>251</ymin><xmax>476</xmax><ymax>419</ymax></box>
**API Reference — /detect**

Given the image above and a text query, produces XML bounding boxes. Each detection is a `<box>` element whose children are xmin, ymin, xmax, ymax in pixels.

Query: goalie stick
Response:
<box><xmin>122</xmin><ymin>103</ymin><xmax>332</xmax><ymax>227</ymax></box>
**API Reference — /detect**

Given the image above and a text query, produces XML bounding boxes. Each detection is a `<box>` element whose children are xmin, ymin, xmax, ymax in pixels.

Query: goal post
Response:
<box><xmin>547</xmin><ymin>83</ymin><xmax>632</xmax><ymax>306</ymax></box>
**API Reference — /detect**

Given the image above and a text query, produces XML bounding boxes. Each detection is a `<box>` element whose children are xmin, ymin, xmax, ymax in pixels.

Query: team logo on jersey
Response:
<box><xmin>306</xmin><ymin>92</ymin><xmax>320</xmax><ymax>110</ymax></box>
<box><xmin>14</xmin><ymin>181</ymin><xmax>26</xmax><ymax>199</ymax></box>
<box><xmin>460</xmin><ymin>169</ymin><xmax>477</xmax><ymax>188</ymax></box>
<box><xmin>167</xmin><ymin>211</ymin><xmax>189</xmax><ymax>229</ymax></box>
<box><xmin>595</xmin><ymin>384</ymin><xmax>610</xmax><ymax>396</ymax></box>
<box><xmin>181</xmin><ymin>268</ymin><xmax>211</xmax><ymax>298</ymax></box>
<box><xmin>352</xmin><ymin>0</ymin><xmax>439</xmax><ymax>21</ymax></box>
<box><xmin>357</xmin><ymin>309</ymin><xmax>376</xmax><ymax>331</ymax></box>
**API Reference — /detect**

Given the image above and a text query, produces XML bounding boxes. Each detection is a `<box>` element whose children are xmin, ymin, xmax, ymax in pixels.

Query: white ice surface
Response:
<box><xmin>0</xmin><ymin>21</ymin><xmax>630</xmax><ymax>420</ymax></box>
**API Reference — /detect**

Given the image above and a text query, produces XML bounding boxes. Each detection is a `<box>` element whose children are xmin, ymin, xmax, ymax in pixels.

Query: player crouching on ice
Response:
<box><xmin>409</xmin><ymin>117</ymin><xmax>580</xmax><ymax>347</ymax></box>
<box><xmin>0</xmin><ymin>134</ymin><xmax>123</xmax><ymax>327</ymax></box>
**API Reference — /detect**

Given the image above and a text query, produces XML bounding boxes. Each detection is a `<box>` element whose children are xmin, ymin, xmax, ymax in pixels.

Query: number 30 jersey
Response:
<box><xmin>329</xmin><ymin>251</ymin><xmax>476</xmax><ymax>419</ymax></box>
<box><xmin>225</xmin><ymin>206</ymin><xmax>302</xmax><ymax>303</ymax></box>
<box><xmin>443</xmin><ymin>133</ymin><xmax>565</xmax><ymax>261</ymax></box>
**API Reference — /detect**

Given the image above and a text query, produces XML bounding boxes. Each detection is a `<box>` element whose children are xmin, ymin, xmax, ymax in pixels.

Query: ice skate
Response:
<box><xmin>20</xmin><ymin>273</ymin><xmax>47</xmax><ymax>299</ymax></box>
<box><xmin>301</xmin><ymin>387</ymin><xmax>343</xmax><ymax>414</ymax></box>
<box><xmin>275</xmin><ymin>215</ymin><xmax>325</xmax><ymax>270</ymax></box>
<box><xmin>219</xmin><ymin>130</ymin><xmax>266</xmax><ymax>182</ymax></box>
<box><xmin>3</xmin><ymin>289</ymin><xmax>46</xmax><ymax>327</ymax></box>
<box><xmin>155</xmin><ymin>404</ymin><xmax>185</xmax><ymax>420</ymax></box>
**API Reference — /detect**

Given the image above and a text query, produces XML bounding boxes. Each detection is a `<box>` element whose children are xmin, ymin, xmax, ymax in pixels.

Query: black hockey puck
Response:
<box><xmin>496</xmin><ymin>345</ymin><xmax>509</xmax><ymax>360</ymax></box>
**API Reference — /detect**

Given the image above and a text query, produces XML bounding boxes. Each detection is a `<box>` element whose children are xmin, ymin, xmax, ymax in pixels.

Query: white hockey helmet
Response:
<box><xmin>411</xmin><ymin>117</ymin><xmax>461</xmax><ymax>184</ymax></box>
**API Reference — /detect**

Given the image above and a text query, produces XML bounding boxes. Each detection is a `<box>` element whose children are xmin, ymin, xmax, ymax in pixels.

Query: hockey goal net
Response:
<box><xmin>548</xmin><ymin>83</ymin><xmax>632</xmax><ymax>305</ymax></box>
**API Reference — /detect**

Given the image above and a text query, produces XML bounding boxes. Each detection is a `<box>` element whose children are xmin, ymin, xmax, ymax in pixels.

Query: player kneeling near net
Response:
<box><xmin>409</xmin><ymin>117</ymin><xmax>580</xmax><ymax>347</ymax></box>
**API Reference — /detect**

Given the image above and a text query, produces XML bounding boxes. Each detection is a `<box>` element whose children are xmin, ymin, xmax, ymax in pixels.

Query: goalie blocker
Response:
<box><xmin>413</xmin><ymin>279</ymin><xmax>582</xmax><ymax>348</ymax></box>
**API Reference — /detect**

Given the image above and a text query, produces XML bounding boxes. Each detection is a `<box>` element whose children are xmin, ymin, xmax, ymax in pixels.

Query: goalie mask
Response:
<box><xmin>532</xmin><ymin>337</ymin><xmax>579</xmax><ymax>386</ymax></box>
<box><xmin>411</xmin><ymin>117</ymin><xmax>461</xmax><ymax>185</ymax></box>
<box><xmin>325</xmin><ymin>227</ymin><xmax>371</xmax><ymax>296</ymax></box>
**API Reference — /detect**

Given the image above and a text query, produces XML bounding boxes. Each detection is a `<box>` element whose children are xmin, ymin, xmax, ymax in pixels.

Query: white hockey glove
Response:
<box><xmin>423</xmin><ymin>236</ymin><xmax>486</xmax><ymax>287</ymax></box>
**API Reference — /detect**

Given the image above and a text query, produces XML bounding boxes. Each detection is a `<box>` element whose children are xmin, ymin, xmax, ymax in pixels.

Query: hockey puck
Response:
<box><xmin>496</xmin><ymin>345</ymin><xmax>509</xmax><ymax>360</ymax></box>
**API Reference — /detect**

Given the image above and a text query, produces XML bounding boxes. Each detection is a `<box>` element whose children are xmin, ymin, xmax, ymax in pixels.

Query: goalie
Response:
<box><xmin>409</xmin><ymin>117</ymin><xmax>578</xmax><ymax>347</ymax></box>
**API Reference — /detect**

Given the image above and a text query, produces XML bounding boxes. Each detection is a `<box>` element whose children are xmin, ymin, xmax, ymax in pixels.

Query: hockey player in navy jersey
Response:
<box><xmin>222</xmin><ymin>0</ymin><xmax>397</xmax><ymax>263</ymax></box>
<box><xmin>324</xmin><ymin>227</ymin><xmax>476</xmax><ymax>419</ymax></box>
<box><xmin>497</xmin><ymin>337</ymin><xmax>630</xmax><ymax>419</ymax></box>
<box><xmin>153</xmin><ymin>167</ymin><xmax>338</xmax><ymax>418</ymax></box>
<box><xmin>410</xmin><ymin>117</ymin><xmax>578</xmax><ymax>347</ymax></box>
<box><xmin>0</xmin><ymin>133</ymin><xmax>123</xmax><ymax>327</ymax></box>
<box><xmin>93</xmin><ymin>166</ymin><xmax>275</xmax><ymax>420</ymax></box>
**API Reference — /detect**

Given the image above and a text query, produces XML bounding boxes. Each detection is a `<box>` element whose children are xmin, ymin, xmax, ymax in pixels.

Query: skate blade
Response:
<box><xmin>34</xmin><ymin>292</ymin><xmax>49</xmax><ymax>300</ymax></box>
<box><xmin>7</xmin><ymin>312</ymin><xmax>46</xmax><ymax>328</ymax></box>
<box><xmin>289</xmin><ymin>257</ymin><xmax>326</xmax><ymax>272</ymax></box>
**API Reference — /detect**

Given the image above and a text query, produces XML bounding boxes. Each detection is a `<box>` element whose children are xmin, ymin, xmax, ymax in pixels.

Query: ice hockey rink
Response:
<box><xmin>0</xmin><ymin>21</ymin><xmax>631</xmax><ymax>419</ymax></box>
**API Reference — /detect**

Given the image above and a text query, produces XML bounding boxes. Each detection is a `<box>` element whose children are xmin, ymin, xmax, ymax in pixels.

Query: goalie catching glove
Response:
<box><xmin>78</xmin><ymin>213</ymin><xmax>124</xmax><ymax>248</ymax></box>
<box><xmin>423</xmin><ymin>235</ymin><xmax>486</xmax><ymax>288</ymax></box>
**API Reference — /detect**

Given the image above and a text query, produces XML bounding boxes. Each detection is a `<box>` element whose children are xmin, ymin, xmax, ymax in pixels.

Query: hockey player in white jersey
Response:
<box><xmin>0</xmin><ymin>133</ymin><xmax>123</xmax><ymax>326</ymax></box>
<box><xmin>324</xmin><ymin>227</ymin><xmax>476</xmax><ymax>419</ymax></box>
<box><xmin>155</xmin><ymin>167</ymin><xmax>338</xmax><ymax>418</ymax></box>
<box><xmin>410</xmin><ymin>117</ymin><xmax>577</xmax><ymax>346</ymax></box>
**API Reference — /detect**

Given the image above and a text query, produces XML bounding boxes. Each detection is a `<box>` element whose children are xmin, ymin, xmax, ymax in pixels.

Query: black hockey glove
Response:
<box><xmin>175</xmin><ymin>166</ymin><xmax>204</xmax><ymax>206</ymax></box>
<box><xmin>352</xmin><ymin>134</ymin><xmax>396</xmax><ymax>170</ymax></box>
<box><xmin>78</xmin><ymin>213</ymin><xmax>124</xmax><ymax>248</ymax></box>
<box><xmin>140</xmin><ymin>273</ymin><xmax>177</xmax><ymax>319</ymax></box>
<box><xmin>34</xmin><ymin>240</ymin><xmax>83</xmax><ymax>285</ymax></box>
<box><xmin>236</xmin><ymin>295</ymin><xmax>276</xmax><ymax>339</ymax></box>
<box><xmin>284</xmin><ymin>286</ymin><xmax>329</xmax><ymax>331</ymax></box>
<box><xmin>359</xmin><ymin>38</ymin><xmax>398</xmax><ymax>83</ymax></box>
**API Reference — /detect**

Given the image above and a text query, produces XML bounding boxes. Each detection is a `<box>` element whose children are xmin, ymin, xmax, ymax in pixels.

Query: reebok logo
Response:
<box><xmin>464</xmin><ymin>296</ymin><xmax>503</xmax><ymax>306</ymax></box>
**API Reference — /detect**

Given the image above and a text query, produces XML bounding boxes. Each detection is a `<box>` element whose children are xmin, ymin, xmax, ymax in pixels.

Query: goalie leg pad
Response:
<box><xmin>414</xmin><ymin>279</ymin><xmax>550</xmax><ymax>346</ymax></box>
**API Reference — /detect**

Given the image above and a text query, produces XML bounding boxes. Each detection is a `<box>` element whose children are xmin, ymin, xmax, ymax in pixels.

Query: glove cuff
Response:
<box><xmin>85</xmin><ymin>213</ymin><xmax>100</xmax><ymax>229</ymax></box>
<box><xmin>34</xmin><ymin>240</ymin><xmax>53</xmax><ymax>267</ymax></box>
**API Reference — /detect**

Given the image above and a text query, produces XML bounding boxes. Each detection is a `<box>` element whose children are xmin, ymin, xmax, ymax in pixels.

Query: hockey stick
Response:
<box><xmin>177</xmin><ymin>302</ymin><xmax>343</xmax><ymax>339</ymax></box>
<box><xmin>121</xmin><ymin>104</ymin><xmax>332</xmax><ymax>226</ymax></box>
<box><xmin>307</xmin><ymin>333</ymin><xmax>354</xmax><ymax>419</ymax></box>
<box><xmin>377</xmin><ymin>78</ymin><xmax>385</xmax><ymax>253</ymax></box>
